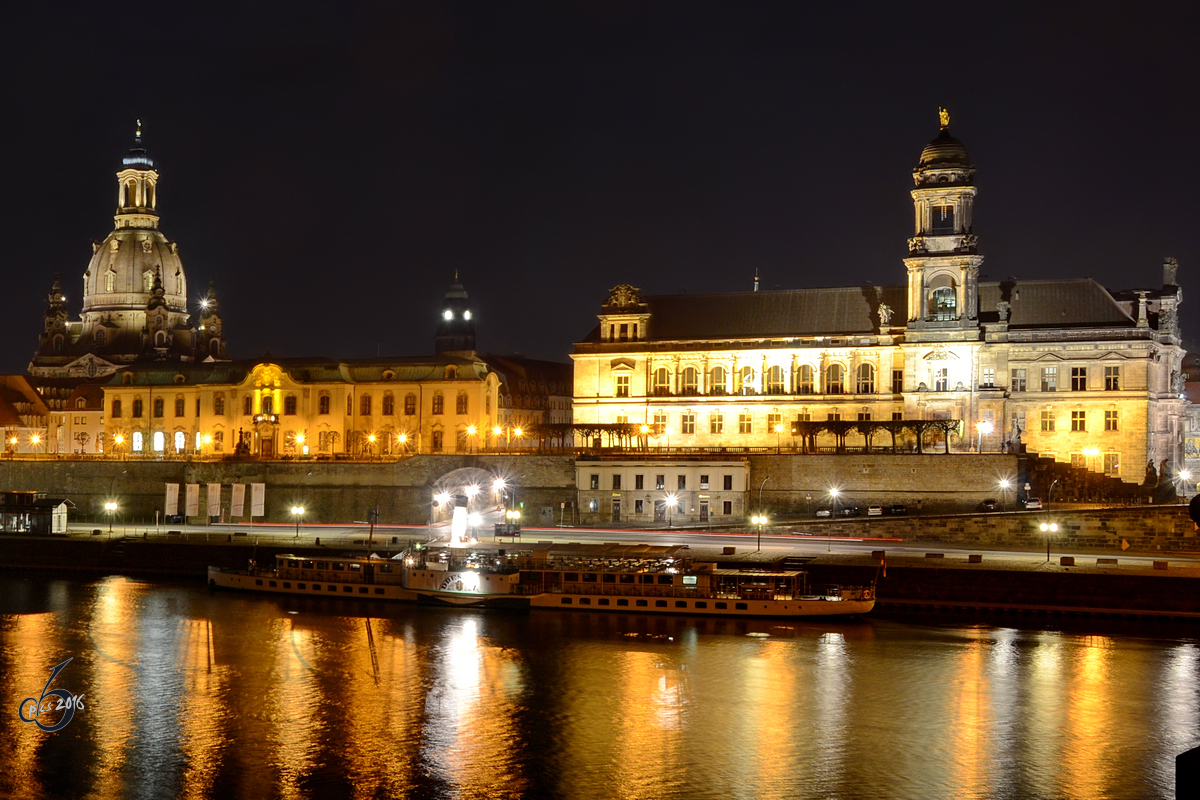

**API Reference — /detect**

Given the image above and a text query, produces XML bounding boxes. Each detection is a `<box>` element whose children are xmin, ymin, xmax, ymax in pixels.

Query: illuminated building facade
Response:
<box><xmin>100</xmin><ymin>357</ymin><xmax>500</xmax><ymax>457</ymax></box>
<box><xmin>28</xmin><ymin>124</ymin><xmax>228</xmax><ymax>379</ymax></box>
<box><xmin>572</xmin><ymin>113</ymin><xmax>1188</xmax><ymax>480</ymax></box>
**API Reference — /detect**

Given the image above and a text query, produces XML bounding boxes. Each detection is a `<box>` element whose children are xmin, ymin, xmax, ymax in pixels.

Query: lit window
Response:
<box><xmin>1104</xmin><ymin>410</ymin><xmax>1118</xmax><ymax>431</ymax></box>
<box><xmin>681</xmin><ymin>412</ymin><xmax>695</xmax><ymax>434</ymax></box>
<box><xmin>615</xmin><ymin>374</ymin><xmax>630</xmax><ymax>398</ymax></box>
<box><xmin>1040</xmin><ymin>410</ymin><xmax>1055</xmax><ymax>432</ymax></box>
<box><xmin>1011</xmin><ymin>369</ymin><xmax>1027</xmax><ymax>392</ymax></box>
<box><xmin>1041</xmin><ymin>367</ymin><xmax>1057</xmax><ymax>392</ymax></box>
<box><xmin>710</xmin><ymin>413</ymin><xmax>723</xmax><ymax>434</ymax></box>
<box><xmin>738</xmin><ymin>412</ymin><xmax>752</xmax><ymax>434</ymax></box>
<box><xmin>856</xmin><ymin>364</ymin><xmax>875</xmax><ymax>394</ymax></box>
<box><xmin>1071</xmin><ymin>410</ymin><xmax>1086</xmax><ymax>432</ymax></box>
<box><xmin>1071</xmin><ymin>367</ymin><xmax>1087</xmax><ymax>391</ymax></box>
<box><xmin>1105</xmin><ymin>366</ymin><xmax>1120</xmax><ymax>391</ymax></box>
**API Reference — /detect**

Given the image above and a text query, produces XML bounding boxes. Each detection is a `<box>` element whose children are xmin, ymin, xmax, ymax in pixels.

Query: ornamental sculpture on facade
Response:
<box><xmin>603</xmin><ymin>283</ymin><xmax>643</xmax><ymax>311</ymax></box>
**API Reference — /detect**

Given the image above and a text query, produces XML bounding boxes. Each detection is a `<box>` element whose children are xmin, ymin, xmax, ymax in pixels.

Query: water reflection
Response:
<box><xmin>0</xmin><ymin>578</ymin><xmax>1197</xmax><ymax>800</ymax></box>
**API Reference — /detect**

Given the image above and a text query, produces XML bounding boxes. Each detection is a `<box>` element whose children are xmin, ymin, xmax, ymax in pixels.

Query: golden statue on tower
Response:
<box><xmin>938</xmin><ymin>107</ymin><xmax>950</xmax><ymax>129</ymax></box>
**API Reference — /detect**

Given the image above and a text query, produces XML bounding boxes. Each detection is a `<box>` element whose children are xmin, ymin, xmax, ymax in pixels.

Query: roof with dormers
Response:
<box><xmin>578</xmin><ymin>278</ymin><xmax>1140</xmax><ymax>343</ymax></box>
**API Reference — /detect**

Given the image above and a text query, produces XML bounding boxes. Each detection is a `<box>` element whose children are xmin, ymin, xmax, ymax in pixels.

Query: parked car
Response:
<box><xmin>1023</xmin><ymin>497</ymin><xmax>1043</xmax><ymax>510</ymax></box>
<box><xmin>840</xmin><ymin>506</ymin><xmax>861</xmax><ymax>517</ymax></box>
<box><xmin>981</xmin><ymin>499</ymin><xmax>998</xmax><ymax>512</ymax></box>
<box><xmin>867</xmin><ymin>505</ymin><xmax>883</xmax><ymax>516</ymax></box>
<box><xmin>888</xmin><ymin>504</ymin><xmax>907</xmax><ymax>515</ymax></box>
<box><xmin>815</xmin><ymin>507</ymin><xmax>832</xmax><ymax>518</ymax></box>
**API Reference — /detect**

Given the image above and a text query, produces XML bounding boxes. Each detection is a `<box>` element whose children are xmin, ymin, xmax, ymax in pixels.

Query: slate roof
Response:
<box><xmin>579</xmin><ymin>278</ymin><xmax>1137</xmax><ymax>343</ymax></box>
<box><xmin>101</xmin><ymin>355</ymin><xmax>492</xmax><ymax>387</ymax></box>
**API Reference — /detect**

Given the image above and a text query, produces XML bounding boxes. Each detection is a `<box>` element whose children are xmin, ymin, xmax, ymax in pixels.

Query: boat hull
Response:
<box><xmin>529</xmin><ymin>593</ymin><xmax>874</xmax><ymax>618</ymax></box>
<box><xmin>208</xmin><ymin>567</ymin><xmax>418</xmax><ymax>602</ymax></box>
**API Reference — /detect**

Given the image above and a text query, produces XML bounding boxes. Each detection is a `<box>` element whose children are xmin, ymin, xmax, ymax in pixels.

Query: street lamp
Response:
<box><xmin>640</xmin><ymin>424</ymin><xmax>650</xmax><ymax>451</ymax></box>
<box><xmin>1040</xmin><ymin>521</ymin><xmax>1059</xmax><ymax>562</ymax></box>
<box><xmin>999</xmin><ymin>478</ymin><xmax>1012</xmax><ymax>510</ymax></box>
<box><xmin>1179</xmin><ymin>470</ymin><xmax>1192</xmax><ymax>501</ymax></box>
<box><xmin>976</xmin><ymin>420</ymin><xmax>993</xmax><ymax>453</ymax></box>
<box><xmin>492</xmin><ymin>426</ymin><xmax>502</xmax><ymax>452</ymax></box>
<box><xmin>291</xmin><ymin>505</ymin><xmax>305</xmax><ymax>538</ymax></box>
<box><xmin>466</xmin><ymin>425</ymin><xmax>477</xmax><ymax>453</ymax></box>
<box><xmin>1047</xmin><ymin>478</ymin><xmax>1059</xmax><ymax>514</ymax></box>
<box><xmin>751</xmin><ymin>513</ymin><xmax>768</xmax><ymax>551</ymax></box>
<box><xmin>665</xmin><ymin>494</ymin><xmax>678</xmax><ymax>528</ymax></box>
<box><xmin>774</xmin><ymin>423</ymin><xmax>783</xmax><ymax>453</ymax></box>
<box><xmin>829</xmin><ymin>487</ymin><xmax>840</xmax><ymax>517</ymax></box>
<box><xmin>104</xmin><ymin>501</ymin><xmax>118</xmax><ymax>532</ymax></box>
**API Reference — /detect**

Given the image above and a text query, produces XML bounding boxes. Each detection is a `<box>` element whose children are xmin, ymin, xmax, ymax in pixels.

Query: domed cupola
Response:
<box><xmin>435</xmin><ymin>273</ymin><xmax>476</xmax><ymax>355</ymax></box>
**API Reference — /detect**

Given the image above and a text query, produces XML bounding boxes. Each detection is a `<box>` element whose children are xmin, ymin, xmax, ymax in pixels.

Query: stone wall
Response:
<box><xmin>749</xmin><ymin>453</ymin><xmax>1022</xmax><ymax>514</ymax></box>
<box><xmin>0</xmin><ymin>455</ymin><xmax>577</xmax><ymax>527</ymax></box>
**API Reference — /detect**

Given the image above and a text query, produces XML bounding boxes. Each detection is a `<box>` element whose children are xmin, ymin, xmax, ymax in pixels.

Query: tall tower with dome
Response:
<box><xmin>28</xmin><ymin>123</ymin><xmax>228</xmax><ymax>378</ymax></box>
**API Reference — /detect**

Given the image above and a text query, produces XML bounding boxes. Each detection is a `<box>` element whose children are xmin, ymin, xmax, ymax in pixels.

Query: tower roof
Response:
<box><xmin>917</xmin><ymin>128</ymin><xmax>970</xmax><ymax>169</ymax></box>
<box><xmin>121</xmin><ymin>120</ymin><xmax>155</xmax><ymax>170</ymax></box>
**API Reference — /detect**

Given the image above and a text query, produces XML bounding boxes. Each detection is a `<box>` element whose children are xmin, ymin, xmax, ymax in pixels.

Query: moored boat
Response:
<box><xmin>208</xmin><ymin>542</ymin><xmax>874</xmax><ymax>618</ymax></box>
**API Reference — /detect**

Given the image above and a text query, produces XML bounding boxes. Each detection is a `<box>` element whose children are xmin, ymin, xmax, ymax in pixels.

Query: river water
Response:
<box><xmin>1</xmin><ymin>574</ymin><xmax>1197</xmax><ymax>800</ymax></box>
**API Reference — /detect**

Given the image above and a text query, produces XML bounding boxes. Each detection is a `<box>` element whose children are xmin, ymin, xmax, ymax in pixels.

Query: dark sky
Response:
<box><xmin>2</xmin><ymin>2</ymin><xmax>1197</xmax><ymax>373</ymax></box>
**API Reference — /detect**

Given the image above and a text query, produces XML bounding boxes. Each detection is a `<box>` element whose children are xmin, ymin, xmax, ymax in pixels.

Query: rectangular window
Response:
<box><xmin>710</xmin><ymin>413</ymin><xmax>723</xmax><ymax>434</ymax></box>
<box><xmin>892</xmin><ymin>369</ymin><xmax>903</xmax><ymax>394</ymax></box>
<box><xmin>1105</xmin><ymin>365</ymin><xmax>1120</xmax><ymax>391</ymax></box>
<box><xmin>1041</xmin><ymin>367</ymin><xmax>1057</xmax><ymax>392</ymax></box>
<box><xmin>1104</xmin><ymin>410</ymin><xmax>1118</xmax><ymax>431</ymax></box>
<box><xmin>892</xmin><ymin>411</ymin><xmax>903</xmax><ymax>421</ymax></box>
<box><xmin>615</xmin><ymin>375</ymin><xmax>630</xmax><ymax>398</ymax></box>
<box><xmin>681</xmin><ymin>412</ymin><xmax>695</xmax><ymax>434</ymax></box>
<box><xmin>1011</xmin><ymin>369</ymin><xmax>1027</xmax><ymax>392</ymax></box>
<box><xmin>857</xmin><ymin>412</ymin><xmax>871</xmax><ymax>421</ymax></box>
<box><xmin>589</xmin><ymin>474</ymin><xmax>599</xmax><ymax>490</ymax></box>
<box><xmin>153</xmin><ymin>398</ymin><xmax>164</xmax><ymax>418</ymax></box>
<box><xmin>656</xmin><ymin>474</ymin><xmax>665</xmax><ymax>490</ymax></box>
<box><xmin>1071</xmin><ymin>410</ymin><xmax>1086</xmax><ymax>432</ymax></box>
<box><xmin>284</xmin><ymin>396</ymin><xmax>297</xmax><ymax>415</ymax></box>
<box><xmin>456</xmin><ymin>394</ymin><xmax>468</xmax><ymax>415</ymax></box>
<box><xmin>360</xmin><ymin>395</ymin><xmax>372</xmax><ymax>416</ymax></box>
<box><xmin>1104</xmin><ymin>453</ymin><xmax>1120</xmax><ymax>476</ymax></box>
<box><xmin>243</xmin><ymin>396</ymin><xmax>252</xmax><ymax>415</ymax></box>
<box><xmin>723</xmin><ymin>475</ymin><xmax>733</xmax><ymax>491</ymax></box>
<box><xmin>738</xmin><ymin>412</ymin><xmax>752</xmax><ymax>434</ymax></box>
<box><xmin>635</xmin><ymin>474</ymin><xmax>644</xmax><ymax>490</ymax></box>
<box><xmin>931</xmin><ymin>204</ymin><xmax>955</xmax><ymax>233</ymax></box>
<box><xmin>1040</xmin><ymin>410</ymin><xmax>1055</xmax><ymax>432</ymax></box>
<box><xmin>612</xmin><ymin>475</ymin><xmax>621</xmax><ymax>490</ymax></box>
<box><xmin>404</xmin><ymin>394</ymin><xmax>416</xmax><ymax>415</ymax></box>
<box><xmin>112</xmin><ymin>399</ymin><xmax>122</xmax><ymax>418</ymax></box>
<box><xmin>318</xmin><ymin>395</ymin><xmax>329</xmax><ymax>415</ymax></box>
<box><xmin>431</xmin><ymin>394</ymin><xmax>444</xmax><ymax>415</ymax></box>
<box><xmin>652</xmin><ymin>410</ymin><xmax>667</xmax><ymax>435</ymax></box>
<box><xmin>1071</xmin><ymin>452</ymin><xmax>1086</xmax><ymax>469</ymax></box>
<box><xmin>382</xmin><ymin>394</ymin><xmax>394</xmax><ymax>415</ymax></box>
<box><xmin>827</xmin><ymin>410</ymin><xmax>841</xmax><ymax>421</ymax></box>
<box><xmin>699</xmin><ymin>474</ymin><xmax>709</xmax><ymax>489</ymax></box>
<box><xmin>767</xmin><ymin>412</ymin><xmax>782</xmax><ymax>433</ymax></box>
<box><xmin>634</xmin><ymin>499</ymin><xmax>643</xmax><ymax>514</ymax></box>
<box><xmin>981</xmin><ymin>367</ymin><xmax>995</xmax><ymax>388</ymax></box>
<box><xmin>175</xmin><ymin>398</ymin><xmax>185</xmax><ymax>417</ymax></box>
<box><xmin>934</xmin><ymin>368</ymin><xmax>949</xmax><ymax>392</ymax></box>
<box><xmin>677</xmin><ymin>475</ymin><xmax>686</xmax><ymax>491</ymax></box>
<box><xmin>1071</xmin><ymin>367</ymin><xmax>1087</xmax><ymax>391</ymax></box>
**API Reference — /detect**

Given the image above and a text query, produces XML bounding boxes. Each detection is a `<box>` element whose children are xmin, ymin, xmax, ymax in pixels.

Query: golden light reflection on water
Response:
<box><xmin>3</xmin><ymin>577</ymin><xmax>1199</xmax><ymax>800</ymax></box>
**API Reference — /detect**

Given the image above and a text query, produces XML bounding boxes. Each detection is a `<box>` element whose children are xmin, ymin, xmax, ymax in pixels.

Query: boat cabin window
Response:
<box><xmin>288</xmin><ymin>560</ymin><xmax>299</xmax><ymax>567</ymax></box>
<box><xmin>582</xmin><ymin>573</ymin><xmax>597</xmax><ymax>582</ymax></box>
<box><xmin>655</xmin><ymin>600</ymin><xmax>667</xmax><ymax>607</ymax></box>
<box><xmin>695</xmin><ymin>601</ymin><xmax>707</xmax><ymax>609</ymax></box>
<box><xmin>675</xmin><ymin>601</ymin><xmax>687</xmax><ymax>608</ymax></box>
<box><xmin>715</xmin><ymin>602</ymin><xmax>727</xmax><ymax>609</ymax></box>
<box><xmin>598</xmin><ymin>598</ymin><xmax>610</xmax><ymax>606</ymax></box>
<box><xmin>302</xmin><ymin>561</ymin><xmax>313</xmax><ymax>569</ymax></box>
<box><xmin>657</xmin><ymin>575</ymin><xmax>673</xmax><ymax>585</ymax></box>
<box><xmin>332</xmin><ymin>563</ymin><xmax>344</xmax><ymax>571</ymax></box>
<box><xmin>564</xmin><ymin>572</ymin><xmax>579</xmax><ymax>582</ymax></box>
<box><xmin>636</xmin><ymin>599</ymin><xmax>648</xmax><ymax>607</ymax></box>
<box><xmin>317</xmin><ymin>562</ymin><xmax>328</xmax><ymax>570</ymax></box>
<box><xmin>579</xmin><ymin>597</ymin><xmax>591</xmax><ymax>605</ymax></box>
<box><xmin>683</xmin><ymin>575</ymin><xmax>697</xmax><ymax>586</ymax></box>
<box><xmin>350</xmin><ymin>564</ymin><xmax>362</xmax><ymax>572</ymax></box>
<box><xmin>602</xmin><ymin>574</ymin><xmax>616</xmax><ymax>583</ymax></box>
<box><xmin>619</xmin><ymin>574</ymin><xmax>635</xmax><ymax>583</ymax></box>
<box><xmin>561</xmin><ymin>597</ymin><xmax>572</xmax><ymax>604</ymax></box>
<box><xmin>380</xmin><ymin>564</ymin><xmax>393</xmax><ymax>573</ymax></box>
<box><xmin>617</xmin><ymin>599</ymin><xmax>629</xmax><ymax>606</ymax></box>
<box><xmin>640</xmin><ymin>575</ymin><xmax>655</xmax><ymax>584</ymax></box>
<box><xmin>735</xmin><ymin>603</ymin><xmax>748</xmax><ymax>610</ymax></box>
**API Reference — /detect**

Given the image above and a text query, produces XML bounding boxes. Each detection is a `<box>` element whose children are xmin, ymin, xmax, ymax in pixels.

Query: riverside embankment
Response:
<box><xmin>4</xmin><ymin>529</ymin><xmax>1200</xmax><ymax>619</ymax></box>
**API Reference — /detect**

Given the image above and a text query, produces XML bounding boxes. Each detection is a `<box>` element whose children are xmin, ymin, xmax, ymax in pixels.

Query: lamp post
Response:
<box><xmin>976</xmin><ymin>420</ymin><xmax>993</xmax><ymax>453</ymax></box>
<box><xmin>829</xmin><ymin>486</ymin><xmax>840</xmax><ymax>517</ymax></box>
<box><xmin>105</xmin><ymin>501</ymin><xmax>118</xmax><ymax>532</ymax></box>
<box><xmin>1040</xmin><ymin>521</ymin><xmax>1059</xmax><ymax>562</ymax></box>
<box><xmin>492</xmin><ymin>426</ymin><xmax>502</xmax><ymax>453</ymax></box>
<box><xmin>759</xmin><ymin>475</ymin><xmax>772</xmax><ymax>512</ymax></box>
<box><xmin>640</xmin><ymin>424</ymin><xmax>650</xmax><ymax>452</ymax></box>
<box><xmin>466</xmin><ymin>425</ymin><xmax>477</xmax><ymax>454</ymax></box>
<box><xmin>1047</xmin><ymin>478</ymin><xmax>1059</xmax><ymax>515</ymax></box>
<box><xmin>291</xmin><ymin>505</ymin><xmax>305</xmax><ymax>538</ymax></box>
<box><xmin>1180</xmin><ymin>470</ymin><xmax>1193</xmax><ymax>501</ymax></box>
<box><xmin>751</xmin><ymin>513</ymin><xmax>768</xmax><ymax>552</ymax></box>
<box><xmin>665</xmin><ymin>494</ymin><xmax>678</xmax><ymax>529</ymax></box>
<box><xmin>774</xmin><ymin>424</ymin><xmax>783</xmax><ymax>453</ymax></box>
<box><xmin>999</xmin><ymin>478</ymin><xmax>1011</xmax><ymax>511</ymax></box>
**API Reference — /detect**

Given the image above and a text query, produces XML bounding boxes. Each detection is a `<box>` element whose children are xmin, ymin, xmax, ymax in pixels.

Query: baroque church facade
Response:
<box><xmin>28</xmin><ymin>125</ymin><xmax>228</xmax><ymax>380</ymax></box>
<box><xmin>571</xmin><ymin>112</ymin><xmax>1188</xmax><ymax>481</ymax></box>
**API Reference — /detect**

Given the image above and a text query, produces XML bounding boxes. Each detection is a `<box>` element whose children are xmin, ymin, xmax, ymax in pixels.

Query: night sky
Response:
<box><xmin>2</xmin><ymin>2</ymin><xmax>1197</xmax><ymax>374</ymax></box>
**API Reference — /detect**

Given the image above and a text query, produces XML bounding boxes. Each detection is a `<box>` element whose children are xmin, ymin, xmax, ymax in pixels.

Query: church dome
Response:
<box><xmin>918</xmin><ymin>128</ymin><xmax>970</xmax><ymax>168</ymax></box>
<box><xmin>80</xmin><ymin>230</ymin><xmax>187</xmax><ymax>314</ymax></box>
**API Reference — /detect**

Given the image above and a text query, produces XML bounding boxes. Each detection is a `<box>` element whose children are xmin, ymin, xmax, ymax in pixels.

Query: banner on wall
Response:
<box><xmin>231</xmin><ymin>484</ymin><xmax>245</xmax><ymax>517</ymax></box>
<box><xmin>250</xmin><ymin>483</ymin><xmax>265</xmax><ymax>517</ymax></box>
<box><xmin>185</xmin><ymin>483</ymin><xmax>200</xmax><ymax>517</ymax></box>
<box><xmin>165</xmin><ymin>484</ymin><xmax>179</xmax><ymax>517</ymax></box>
<box><xmin>207</xmin><ymin>483</ymin><xmax>221</xmax><ymax>518</ymax></box>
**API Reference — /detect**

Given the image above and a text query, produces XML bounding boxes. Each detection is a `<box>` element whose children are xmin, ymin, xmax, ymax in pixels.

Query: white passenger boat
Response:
<box><xmin>207</xmin><ymin>542</ymin><xmax>875</xmax><ymax>618</ymax></box>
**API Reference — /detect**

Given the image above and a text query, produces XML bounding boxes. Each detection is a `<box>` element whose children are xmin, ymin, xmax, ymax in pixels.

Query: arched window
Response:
<box><xmin>797</xmin><ymin>364</ymin><xmax>815</xmax><ymax>394</ymax></box>
<box><xmin>432</xmin><ymin>393</ymin><xmax>444</xmax><ymax>415</ymax></box>
<box><xmin>456</xmin><ymin>392</ymin><xmax>468</xmax><ymax>414</ymax></box>
<box><xmin>146</xmin><ymin>181</ymin><xmax>155</xmax><ymax>208</ymax></box>
<box><xmin>105</xmin><ymin>269</ymin><xmax>115</xmax><ymax>292</ymax></box>
<box><xmin>132</xmin><ymin>399</ymin><xmax>143</xmax><ymax>418</ymax></box>
<box><xmin>174</xmin><ymin>431</ymin><xmax>186</xmax><ymax>452</ymax></box>
<box><xmin>262</xmin><ymin>396</ymin><xmax>274</xmax><ymax>415</ymax></box>
<box><xmin>346</xmin><ymin>395</ymin><xmax>353</xmax><ymax>415</ymax></box>
<box><xmin>404</xmin><ymin>394</ymin><xmax>416</xmax><ymax>415</ymax></box>
<box><xmin>125</xmin><ymin>181</ymin><xmax>136</xmax><ymax>207</ymax></box>
<box><xmin>143</xmin><ymin>270</ymin><xmax>155</xmax><ymax>292</ymax></box>
<box><xmin>856</xmin><ymin>364</ymin><xmax>875</xmax><ymax>394</ymax></box>
<box><xmin>132</xmin><ymin>431</ymin><xmax>144</xmax><ymax>452</ymax></box>
<box><xmin>152</xmin><ymin>431</ymin><xmax>165</xmax><ymax>452</ymax></box>
<box><xmin>651</xmin><ymin>368</ymin><xmax>672</xmax><ymax>396</ymax></box>
<box><xmin>153</xmin><ymin>398</ymin><xmax>164</xmax><ymax>418</ymax></box>
<box><xmin>680</xmin><ymin>366</ymin><xmax>699</xmax><ymax>395</ymax></box>
<box><xmin>765</xmin><ymin>365</ymin><xmax>786</xmax><ymax>394</ymax></box>
<box><xmin>174</xmin><ymin>397</ymin><xmax>185</xmax><ymax>417</ymax></box>
<box><xmin>317</xmin><ymin>394</ymin><xmax>329</xmax><ymax>415</ymax></box>
<box><xmin>209</xmin><ymin>340</ymin><xmax>220</xmax><ymax>356</ymax></box>
<box><xmin>214</xmin><ymin>395</ymin><xmax>225</xmax><ymax>415</ymax></box>
<box><xmin>431</xmin><ymin>430</ymin><xmax>444</xmax><ymax>452</ymax></box>
<box><xmin>382</xmin><ymin>393</ymin><xmax>394</xmax><ymax>415</ymax></box>
<box><xmin>709</xmin><ymin>366</ymin><xmax>727</xmax><ymax>395</ymax></box>
<box><xmin>360</xmin><ymin>394</ymin><xmax>372</xmax><ymax>416</ymax></box>
<box><xmin>826</xmin><ymin>364</ymin><xmax>845</xmax><ymax>394</ymax></box>
<box><xmin>112</xmin><ymin>399</ymin><xmax>122</xmax><ymax>418</ymax></box>
<box><xmin>738</xmin><ymin>366</ymin><xmax>756</xmax><ymax>395</ymax></box>
<box><xmin>930</xmin><ymin>280</ymin><xmax>957</xmax><ymax>321</ymax></box>
<box><xmin>95</xmin><ymin>328</ymin><xmax>107</xmax><ymax>346</ymax></box>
